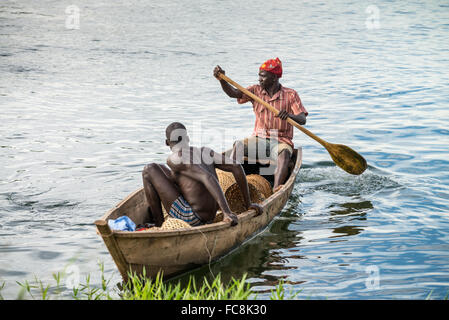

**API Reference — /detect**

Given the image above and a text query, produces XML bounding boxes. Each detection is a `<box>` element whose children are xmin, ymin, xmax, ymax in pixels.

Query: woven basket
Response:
<box><xmin>161</xmin><ymin>204</ymin><xmax>169</xmax><ymax>219</ymax></box>
<box><xmin>215</xmin><ymin>169</ymin><xmax>237</xmax><ymax>193</ymax></box>
<box><xmin>153</xmin><ymin>217</ymin><xmax>192</xmax><ymax>231</ymax></box>
<box><xmin>213</xmin><ymin>210</ymin><xmax>224</xmax><ymax>223</ymax></box>
<box><xmin>215</xmin><ymin>169</ymin><xmax>268</xmax><ymax>216</ymax></box>
<box><xmin>225</xmin><ymin>183</ymin><xmax>265</xmax><ymax>214</ymax></box>
<box><xmin>156</xmin><ymin>171</ymin><xmax>272</xmax><ymax>225</ymax></box>
<box><xmin>155</xmin><ymin>205</ymin><xmax>189</xmax><ymax>230</ymax></box>
<box><xmin>246</xmin><ymin>174</ymin><xmax>273</xmax><ymax>199</ymax></box>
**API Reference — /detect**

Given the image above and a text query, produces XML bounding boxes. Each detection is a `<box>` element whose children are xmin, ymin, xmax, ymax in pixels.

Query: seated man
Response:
<box><xmin>142</xmin><ymin>122</ymin><xmax>262</xmax><ymax>227</ymax></box>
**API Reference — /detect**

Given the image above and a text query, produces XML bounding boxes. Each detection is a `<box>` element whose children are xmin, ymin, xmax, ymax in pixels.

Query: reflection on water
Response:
<box><xmin>173</xmin><ymin>159</ymin><xmax>449</xmax><ymax>299</ymax></box>
<box><xmin>329</xmin><ymin>200</ymin><xmax>372</xmax><ymax>217</ymax></box>
<box><xmin>173</xmin><ymin>167</ymin><xmax>382</xmax><ymax>298</ymax></box>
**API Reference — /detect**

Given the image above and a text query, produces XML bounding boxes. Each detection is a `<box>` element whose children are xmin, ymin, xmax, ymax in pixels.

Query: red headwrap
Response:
<box><xmin>259</xmin><ymin>57</ymin><xmax>282</xmax><ymax>78</ymax></box>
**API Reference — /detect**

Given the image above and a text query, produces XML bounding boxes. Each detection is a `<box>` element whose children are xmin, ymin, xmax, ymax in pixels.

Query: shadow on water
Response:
<box><xmin>329</xmin><ymin>200</ymin><xmax>373</xmax><ymax>216</ymax></box>
<box><xmin>168</xmin><ymin>214</ymin><xmax>303</xmax><ymax>289</ymax></box>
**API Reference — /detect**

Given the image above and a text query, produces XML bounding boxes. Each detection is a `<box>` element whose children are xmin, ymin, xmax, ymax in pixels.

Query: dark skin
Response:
<box><xmin>213</xmin><ymin>65</ymin><xmax>307</xmax><ymax>189</ymax></box>
<box><xmin>142</xmin><ymin>129</ymin><xmax>263</xmax><ymax>228</ymax></box>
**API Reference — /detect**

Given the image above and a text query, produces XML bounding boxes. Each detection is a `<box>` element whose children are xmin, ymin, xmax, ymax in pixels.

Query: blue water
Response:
<box><xmin>1</xmin><ymin>0</ymin><xmax>449</xmax><ymax>299</ymax></box>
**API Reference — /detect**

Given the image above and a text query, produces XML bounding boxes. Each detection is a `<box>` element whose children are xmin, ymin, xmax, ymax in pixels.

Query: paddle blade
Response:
<box><xmin>326</xmin><ymin>143</ymin><xmax>367</xmax><ymax>175</ymax></box>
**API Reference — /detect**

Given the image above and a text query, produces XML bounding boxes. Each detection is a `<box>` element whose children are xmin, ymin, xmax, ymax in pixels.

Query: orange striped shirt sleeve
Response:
<box><xmin>237</xmin><ymin>85</ymin><xmax>258</xmax><ymax>104</ymax></box>
<box><xmin>290</xmin><ymin>91</ymin><xmax>308</xmax><ymax>116</ymax></box>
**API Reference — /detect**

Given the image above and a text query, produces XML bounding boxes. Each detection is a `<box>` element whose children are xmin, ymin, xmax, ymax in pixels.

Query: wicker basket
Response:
<box><xmin>215</xmin><ymin>169</ymin><xmax>237</xmax><ymax>194</ymax></box>
<box><xmin>154</xmin><ymin>205</ymin><xmax>188</xmax><ymax>230</ymax></box>
<box><xmin>155</xmin><ymin>171</ymin><xmax>272</xmax><ymax>225</ymax></box>
<box><xmin>153</xmin><ymin>217</ymin><xmax>192</xmax><ymax>231</ymax></box>
<box><xmin>213</xmin><ymin>210</ymin><xmax>224</xmax><ymax>223</ymax></box>
<box><xmin>246</xmin><ymin>174</ymin><xmax>273</xmax><ymax>199</ymax></box>
<box><xmin>161</xmin><ymin>204</ymin><xmax>169</xmax><ymax>219</ymax></box>
<box><xmin>215</xmin><ymin>169</ymin><xmax>270</xmax><ymax>216</ymax></box>
<box><xmin>225</xmin><ymin>183</ymin><xmax>264</xmax><ymax>214</ymax></box>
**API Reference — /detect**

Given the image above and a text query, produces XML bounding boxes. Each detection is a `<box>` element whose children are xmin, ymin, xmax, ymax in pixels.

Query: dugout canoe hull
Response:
<box><xmin>95</xmin><ymin>148</ymin><xmax>302</xmax><ymax>281</ymax></box>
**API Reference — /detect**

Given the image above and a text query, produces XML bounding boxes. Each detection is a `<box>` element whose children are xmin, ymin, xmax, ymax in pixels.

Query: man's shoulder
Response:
<box><xmin>167</xmin><ymin>152</ymin><xmax>181</xmax><ymax>166</ymax></box>
<box><xmin>280</xmin><ymin>85</ymin><xmax>300</xmax><ymax>101</ymax></box>
<box><xmin>247</xmin><ymin>84</ymin><xmax>262</xmax><ymax>92</ymax></box>
<box><xmin>167</xmin><ymin>146</ymin><xmax>218</xmax><ymax>167</ymax></box>
<box><xmin>280</xmin><ymin>85</ymin><xmax>298</xmax><ymax>95</ymax></box>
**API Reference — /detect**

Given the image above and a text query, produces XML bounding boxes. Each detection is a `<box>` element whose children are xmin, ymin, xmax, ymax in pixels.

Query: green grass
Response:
<box><xmin>0</xmin><ymin>261</ymin><xmax>299</xmax><ymax>300</ymax></box>
<box><xmin>122</xmin><ymin>268</ymin><xmax>254</xmax><ymax>300</ymax></box>
<box><xmin>425</xmin><ymin>289</ymin><xmax>449</xmax><ymax>301</ymax></box>
<box><xmin>3</xmin><ymin>264</ymin><xmax>449</xmax><ymax>300</ymax></box>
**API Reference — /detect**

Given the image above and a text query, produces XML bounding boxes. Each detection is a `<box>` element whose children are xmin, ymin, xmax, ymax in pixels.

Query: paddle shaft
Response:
<box><xmin>218</xmin><ymin>72</ymin><xmax>368</xmax><ymax>175</ymax></box>
<box><xmin>218</xmin><ymin>73</ymin><xmax>328</xmax><ymax>147</ymax></box>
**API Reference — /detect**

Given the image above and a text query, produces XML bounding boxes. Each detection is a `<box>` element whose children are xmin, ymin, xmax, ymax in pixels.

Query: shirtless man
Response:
<box><xmin>142</xmin><ymin>122</ymin><xmax>262</xmax><ymax>227</ymax></box>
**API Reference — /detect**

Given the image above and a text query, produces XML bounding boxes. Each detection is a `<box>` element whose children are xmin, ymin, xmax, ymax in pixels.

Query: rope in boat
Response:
<box><xmin>197</xmin><ymin>227</ymin><xmax>217</xmax><ymax>279</ymax></box>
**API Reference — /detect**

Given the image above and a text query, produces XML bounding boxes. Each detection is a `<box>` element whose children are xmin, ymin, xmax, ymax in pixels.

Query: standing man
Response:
<box><xmin>213</xmin><ymin>58</ymin><xmax>308</xmax><ymax>191</ymax></box>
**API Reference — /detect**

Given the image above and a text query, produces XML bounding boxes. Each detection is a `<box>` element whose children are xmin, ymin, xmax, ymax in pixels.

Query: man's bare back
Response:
<box><xmin>167</xmin><ymin>146</ymin><xmax>225</xmax><ymax>222</ymax></box>
<box><xmin>142</xmin><ymin>122</ymin><xmax>262</xmax><ymax>228</ymax></box>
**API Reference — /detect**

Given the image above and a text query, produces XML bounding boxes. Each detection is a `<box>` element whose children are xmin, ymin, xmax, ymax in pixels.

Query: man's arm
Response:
<box><xmin>159</xmin><ymin>164</ymin><xmax>177</xmax><ymax>183</ymax></box>
<box><xmin>215</xmin><ymin>161</ymin><xmax>251</xmax><ymax>209</ymax></box>
<box><xmin>277</xmin><ymin>111</ymin><xmax>307</xmax><ymax>125</ymax></box>
<box><xmin>277</xmin><ymin>91</ymin><xmax>308</xmax><ymax>125</ymax></box>
<box><xmin>213</xmin><ymin>65</ymin><xmax>243</xmax><ymax>99</ymax></box>
<box><xmin>167</xmin><ymin>158</ymin><xmax>238</xmax><ymax>226</ymax></box>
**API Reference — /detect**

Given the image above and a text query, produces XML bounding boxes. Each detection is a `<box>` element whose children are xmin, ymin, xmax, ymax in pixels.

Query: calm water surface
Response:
<box><xmin>1</xmin><ymin>0</ymin><xmax>449</xmax><ymax>299</ymax></box>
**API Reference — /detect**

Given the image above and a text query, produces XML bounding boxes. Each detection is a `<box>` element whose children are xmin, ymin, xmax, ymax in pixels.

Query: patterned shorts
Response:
<box><xmin>168</xmin><ymin>195</ymin><xmax>204</xmax><ymax>226</ymax></box>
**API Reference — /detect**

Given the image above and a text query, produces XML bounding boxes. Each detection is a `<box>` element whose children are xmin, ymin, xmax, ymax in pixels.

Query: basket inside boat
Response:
<box><xmin>225</xmin><ymin>183</ymin><xmax>264</xmax><ymax>214</ymax></box>
<box><xmin>215</xmin><ymin>169</ymin><xmax>271</xmax><ymax>218</ymax></box>
<box><xmin>156</xmin><ymin>170</ymin><xmax>272</xmax><ymax>227</ymax></box>
<box><xmin>246</xmin><ymin>174</ymin><xmax>273</xmax><ymax>199</ymax></box>
<box><xmin>154</xmin><ymin>217</ymin><xmax>192</xmax><ymax>230</ymax></box>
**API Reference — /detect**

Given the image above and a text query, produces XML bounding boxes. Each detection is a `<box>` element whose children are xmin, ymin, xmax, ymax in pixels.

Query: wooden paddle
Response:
<box><xmin>217</xmin><ymin>73</ymin><xmax>367</xmax><ymax>175</ymax></box>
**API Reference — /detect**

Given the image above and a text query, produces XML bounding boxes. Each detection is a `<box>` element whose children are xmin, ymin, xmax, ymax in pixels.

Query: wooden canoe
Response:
<box><xmin>95</xmin><ymin>147</ymin><xmax>303</xmax><ymax>281</ymax></box>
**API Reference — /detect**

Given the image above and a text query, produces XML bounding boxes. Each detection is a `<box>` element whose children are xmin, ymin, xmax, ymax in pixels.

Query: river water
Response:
<box><xmin>1</xmin><ymin>0</ymin><xmax>448</xmax><ymax>299</ymax></box>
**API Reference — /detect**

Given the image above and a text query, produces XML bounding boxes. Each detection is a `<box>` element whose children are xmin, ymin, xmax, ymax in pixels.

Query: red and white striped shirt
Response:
<box><xmin>237</xmin><ymin>84</ymin><xmax>308</xmax><ymax>148</ymax></box>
